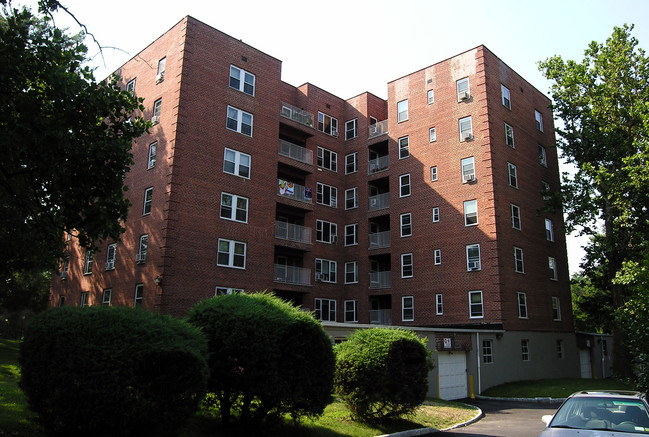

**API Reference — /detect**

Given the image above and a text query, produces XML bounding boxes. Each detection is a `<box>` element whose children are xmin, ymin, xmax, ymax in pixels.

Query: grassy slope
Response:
<box><xmin>482</xmin><ymin>378</ymin><xmax>637</xmax><ymax>398</ymax></box>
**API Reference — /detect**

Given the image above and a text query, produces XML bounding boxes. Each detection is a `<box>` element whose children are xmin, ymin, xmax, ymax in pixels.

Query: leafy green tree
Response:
<box><xmin>570</xmin><ymin>274</ymin><xmax>612</xmax><ymax>333</ymax></box>
<box><xmin>0</xmin><ymin>269</ymin><xmax>50</xmax><ymax>337</ymax></box>
<box><xmin>539</xmin><ymin>24</ymin><xmax>649</xmax><ymax>376</ymax></box>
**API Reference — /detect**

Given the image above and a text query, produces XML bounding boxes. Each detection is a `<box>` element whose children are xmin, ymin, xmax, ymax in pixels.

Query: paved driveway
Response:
<box><xmin>437</xmin><ymin>398</ymin><xmax>559</xmax><ymax>437</ymax></box>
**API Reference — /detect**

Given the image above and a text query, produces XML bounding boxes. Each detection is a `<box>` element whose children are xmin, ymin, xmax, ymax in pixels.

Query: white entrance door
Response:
<box><xmin>580</xmin><ymin>349</ymin><xmax>593</xmax><ymax>379</ymax></box>
<box><xmin>438</xmin><ymin>351</ymin><xmax>467</xmax><ymax>400</ymax></box>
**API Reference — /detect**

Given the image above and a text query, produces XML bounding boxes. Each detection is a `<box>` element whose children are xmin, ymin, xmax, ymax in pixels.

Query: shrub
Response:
<box><xmin>186</xmin><ymin>292</ymin><xmax>335</xmax><ymax>423</ymax></box>
<box><xmin>334</xmin><ymin>328</ymin><xmax>433</xmax><ymax>422</ymax></box>
<box><xmin>19</xmin><ymin>306</ymin><xmax>208</xmax><ymax>436</ymax></box>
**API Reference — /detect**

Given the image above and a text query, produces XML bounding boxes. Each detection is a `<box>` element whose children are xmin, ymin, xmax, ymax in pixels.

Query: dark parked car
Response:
<box><xmin>539</xmin><ymin>390</ymin><xmax>649</xmax><ymax>436</ymax></box>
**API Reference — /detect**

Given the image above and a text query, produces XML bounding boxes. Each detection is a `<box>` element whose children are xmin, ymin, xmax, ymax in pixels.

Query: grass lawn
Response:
<box><xmin>482</xmin><ymin>377</ymin><xmax>637</xmax><ymax>399</ymax></box>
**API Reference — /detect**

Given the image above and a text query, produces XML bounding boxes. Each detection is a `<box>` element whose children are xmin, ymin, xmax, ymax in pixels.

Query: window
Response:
<box><xmin>514</xmin><ymin>247</ymin><xmax>524</xmax><ymax>273</ymax></box>
<box><xmin>345</xmin><ymin>262</ymin><xmax>358</xmax><ymax>284</ymax></box>
<box><xmin>126</xmin><ymin>78</ymin><xmax>136</xmax><ymax>93</ymax></box>
<box><xmin>402</xmin><ymin>296</ymin><xmax>414</xmax><ymax>321</ymax></box>
<box><xmin>482</xmin><ymin>339</ymin><xmax>494</xmax><ymax>364</ymax></box>
<box><xmin>466</xmin><ymin>244</ymin><xmax>481</xmax><ymax>271</ymax></box>
<box><xmin>556</xmin><ymin>340</ymin><xmax>564</xmax><ymax>358</ymax></box>
<box><xmin>156</xmin><ymin>57</ymin><xmax>166</xmax><ymax>83</ymax></box>
<box><xmin>501</xmin><ymin>84</ymin><xmax>511</xmax><ymax>109</ymax></box>
<box><xmin>143</xmin><ymin>187</ymin><xmax>153</xmax><ymax>215</ymax></box>
<box><xmin>134</xmin><ymin>284</ymin><xmax>143</xmax><ymax>308</ymax></box>
<box><xmin>401</xmin><ymin>253</ymin><xmax>413</xmax><ymax>278</ymax></box>
<box><xmin>215</xmin><ymin>287</ymin><xmax>243</xmax><ymax>296</ymax></box>
<box><xmin>229</xmin><ymin>65</ymin><xmax>255</xmax><ymax>95</ymax></box>
<box><xmin>105</xmin><ymin>243</ymin><xmax>116</xmax><ymax>270</ymax></box>
<box><xmin>464</xmin><ymin>199</ymin><xmax>478</xmax><ymax>226</ymax></box>
<box><xmin>518</xmin><ymin>292</ymin><xmax>528</xmax><ymax>318</ymax></box>
<box><xmin>397</xmin><ymin>99</ymin><xmax>408</xmax><ymax>122</ymax></box>
<box><xmin>469</xmin><ymin>290</ymin><xmax>483</xmax><ymax>318</ymax></box>
<box><xmin>542</xmin><ymin>181</ymin><xmax>552</xmax><ymax>201</ymax></box>
<box><xmin>137</xmin><ymin>234</ymin><xmax>148</xmax><ymax>263</ymax></box>
<box><xmin>399</xmin><ymin>174</ymin><xmax>411</xmax><ymax>197</ymax></box>
<box><xmin>83</xmin><ymin>251</ymin><xmax>93</xmax><ymax>275</ymax></box>
<box><xmin>344</xmin><ymin>224</ymin><xmax>358</xmax><ymax>246</ymax></box>
<box><xmin>223</xmin><ymin>148</ymin><xmax>251</xmax><ymax>178</ymax></box>
<box><xmin>535</xmin><ymin>110</ymin><xmax>544</xmax><ymax>132</ymax></box>
<box><xmin>398</xmin><ymin>136</ymin><xmax>409</xmax><ymax>159</ymax></box>
<box><xmin>432</xmin><ymin>207</ymin><xmax>440</xmax><ymax>223</ymax></box>
<box><xmin>345</xmin><ymin>187</ymin><xmax>358</xmax><ymax>210</ymax></box>
<box><xmin>427</xmin><ymin>89</ymin><xmax>434</xmax><ymax>104</ymax></box>
<box><xmin>345</xmin><ymin>119</ymin><xmax>357</xmax><ymax>140</ymax></box>
<box><xmin>226</xmin><ymin>106</ymin><xmax>253</xmax><ymax>136</ymax></box>
<box><xmin>344</xmin><ymin>300</ymin><xmax>358</xmax><ymax>322</ymax></box>
<box><xmin>539</xmin><ymin>145</ymin><xmax>547</xmax><ymax>166</ymax></box>
<box><xmin>80</xmin><ymin>292</ymin><xmax>89</xmax><ymax>307</ymax></box>
<box><xmin>345</xmin><ymin>152</ymin><xmax>357</xmax><ymax>174</ymax></box>
<box><xmin>61</xmin><ymin>259</ymin><xmax>69</xmax><ymax>278</ymax></box>
<box><xmin>461</xmin><ymin>157</ymin><xmax>475</xmax><ymax>183</ymax></box>
<box><xmin>504</xmin><ymin>123</ymin><xmax>515</xmax><ymax>147</ymax></box>
<box><xmin>217</xmin><ymin>239</ymin><xmax>246</xmax><ymax>269</ymax></box>
<box><xmin>318</xmin><ymin>112</ymin><xmax>338</xmax><ymax>136</ymax></box>
<box><xmin>507</xmin><ymin>162</ymin><xmax>518</xmax><ymax>188</ymax></box>
<box><xmin>317</xmin><ymin>146</ymin><xmax>337</xmax><ymax>171</ymax></box>
<box><xmin>152</xmin><ymin>99</ymin><xmax>162</xmax><ymax>124</ymax></box>
<box><xmin>316</xmin><ymin>220</ymin><xmax>338</xmax><ymax>244</ymax></box>
<box><xmin>315</xmin><ymin>298</ymin><xmax>336</xmax><ymax>321</ymax></box>
<box><xmin>58</xmin><ymin>295</ymin><xmax>65</xmax><ymax>306</ymax></box>
<box><xmin>511</xmin><ymin>204</ymin><xmax>521</xmax><ymax>230</ymax></box>
<box><xmin>457</xmin><ymin>77</ymin><xmax>470</xmax><ymax>101</ymax></box>
<box><xmin>429</xmin><ymin>127</ymin><xmax>437</xmax><ymax>142</ymax></box>
<box><xmin>316</xmin><ymin>183</ymin><xmax>337</xmax><ymax>207</ymax></box>
<box><xmin>521</xmin><ymin>339</ymin><xmax>530</xmax><ymax>361</ymax></box>
<box><xmin>545</xmin><ymin>219</ymin><xmax>554</xmax><ymax>241</ymax></box>
<box><xmin>549</xmin><ymin>257</ymin><xmax>558</xmax><ymax>280</ymax></box>
<box><xmin>459</xmin><ymin>116</ymin><xmax>473</xmax><ymax>141</ymax></box>
<box><xmin>315</xmin><ymin>259</ymin><xmax>337</xmax><ymax>283</ymax></box>
<box><xmin>400</xmin><ymin>213</ymin><xmax>412</xmax><ymax>237</ymax></box>
<box><xmin>436</xmin><ymin>294</ymin><xmax>443</xmax><ymax>315</ymax></box>
<box><xmin>102</xmin><ymin>289</ymin><xmax>112</xmax><ymax>306</ymax></box>
<box><xmin>434</xmin><ymin>249</ymin><xmax>442</xmax><ymax>265</ymax></box>
<box><xmin>220</xmin><ymin>193</ymin><xmax>248</xmax><ymax>223</ymax></box>
<box><xmin>430</xmin><ymin>166</ymin><xmax>438</xmax><ymax>181</ymax></box>
<box><xmin>147</xmin><ymin>142</ymin><xmax>157</xmax><ymax>169</ymax></box>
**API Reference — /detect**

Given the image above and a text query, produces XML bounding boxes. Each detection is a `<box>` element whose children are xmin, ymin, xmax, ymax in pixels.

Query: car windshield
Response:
<box><xmin>550</xmin><ymin>397</ymin><xmax>649</xmax><ymax>434</ymax></box>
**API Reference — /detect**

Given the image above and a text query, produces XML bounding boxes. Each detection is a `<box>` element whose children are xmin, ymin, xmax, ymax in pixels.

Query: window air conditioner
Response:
<box><xmin>461</xmin><ymin>131</ymin><xmax>473</xmax><ymax>141</ymax></box>
<box><xmin>135</xmin><ymin>253</ymin><xmax>146</xmax><ymax>264</ymax></box>
<box><xmin>314</xmin><ymin>273</ymin><xmax>322</xmax><ymax>282</ymax></box>
<box><xmin>60</xmin><ymin>271</ymin><xmax>68</xmax><ymax>280</ymax></box>
<box><xmin>105</xmin><ymin>261</ymin><xmax>115</xmax><ymax>270</ymax></box>
<box><xmin>459</xmin><ymin>90</ymin><xmax>470</xmax><ymax>100</ymax></box>
<box><xmin>331</xmin><ymin>128</ymin><xmax>338</xmax><ymax>137</ymax></box>
<box><xmin>156</xmin><ymin>72</ymin><xmax>165</xmax><ymax>83</ymax></box>
<box><xmin>151</xmin><ymin>115</ymin><xmax>159</xmax><ymax>124</ymax></box>
<box><xmin>331</xmin><ymin>235</ymin><xmax>338</xmax><ymax>244</ymax></box>
<box><xmin>468</xmin><ymin>261</ymin><xmax>480</xmax><ymax>271</ymax></box>
<box><xmin>464</xmin><ymin>174</ymin><xmax>476</xmax><ymax>183</ymax></box>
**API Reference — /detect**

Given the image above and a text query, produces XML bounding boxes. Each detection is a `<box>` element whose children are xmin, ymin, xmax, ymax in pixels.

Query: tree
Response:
<box><xmin>0</xmin><ymin>269</ymin><xmax>50</xmax><ymax>337</ymax></box>
<box><xmin>0</xmin><ymin>2</ymin><xmax>148</xmax><ymax>279</ymax></box>
<box><xmin>539</xmin><ymin>24</ymin><xmax>649</xmax><ymax>376</ymax></box>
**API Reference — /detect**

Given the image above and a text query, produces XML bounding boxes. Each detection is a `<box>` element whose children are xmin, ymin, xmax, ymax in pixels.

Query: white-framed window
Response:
<box><xmin>535</xmin><ymin>110</ymin><xmax>544</xmax><ymax>132</ymax></box>
<box><xmin>316</xmin><ymin>220</ymin><xmax>338</xmax><ymax>244</ymax></box>
<box><xmin>315</xmin><ymin>258</ymin><xmax>337</xmax><ymax>283</ymax></box>
<box><xmin>317</xmin><ymin>146</ymin><xmax>338</xmax><ymax>172</ymax></box>
<box><xmin>549</xmin><ymin>257</ymin><xmax>558</xmax><ymax>280</ymax></box>
<box><xmin>552</xmin><ymin>296</ymin><xmax>561</xmax><ymax>321</ymax></box>
<box><xmin>457</xmin><ymin>77</ymin><xmax>470</xmax><ymax>101</ymax></box>
<box><xmin>402</xmin><ymin>296</ymin><xmax>414</xmax><ymax>322</ymax></box>
<box><xmin>345</xmin><ymin>152</ymin><xmax>358</xmax><ymax>174</ymax></box>
<box><xmin>432</xmin><ymin>207</ymin><xmax>440</xmax><ymax>223</ymax></box>
<box><xmin>226</xmin><ymin>105</ymin><xmax>253</xmax><ymax>136</ymax></box>
<box><xmin>539</xmin><ymin>145</ymin><xmax>547</xmax><ymax>167</ymax></box>
<box><xmin>137</xmin><ymin>234</ymin><xmax>148</xmax><ymax>263</ymax></box>
<box><xmin>134</xmin><ymin>284</ymin><xmax>143</xmax><ymax>308</ymax></box>
<box><xmin>521</xmin><ymin>339</ymin><xmax>530</xmax><ymax>361</ymax></box>
<box><xmin>105</xmin><ymin>243</ymin><xmax>116</xmax><ymax>270</ymax></box>
<box><xmin>401</xmin><ymin>253</ymin><xmax>413</xmax><ymax>278</ymax></box>
<box><xmin>397</xmin><ymin>99</ymin><xmax>408</xmax><ymax>122</ymax></box>
<box><xmin>61</xmin><ymin>259</ymin><xmax>69</xmax><ymax>279</ymax></box>
<box><xmin>152</xmin><ymin>98</ymin><xmax>162</xmax><ymax>124</ymax></box>
<box><xmin>318</xmin><ymin>112</ymin><xmax>338</xmax><ymax>136</ymax></box>
<box><xmin>461</xmin><ymin>157</ymin><xmax>475</xmax><ymax>183</ymax></box>
<box><xmin>215</xmin><ymin>286</ymin><xmax>243</xmax><ymax>296</ymax></box>
<box><xmin>466</xmin><ymin>244</ymin><xmax>481</xmax><ymax>271</ymax></box>
<box><xmin>345</xmin><ymin>223</ymin><xmax>358</xmax><ymax>246</ymax></box>
<box><xmin>316</xmin><ymin>182</ymin><xmax>337</xmax><ymax>207</ymax></box>
<box><xmin>507</xmin><ymin>162</ymin><xmax>518</xmax><ymax>188</ymax></box>
<box><xmin>545</xmin><ymin>219</ymin><xmax>554</xmax><ymax>242</ymax></box>
<box><xmin>399</xmin><ymin>136</ymin><xmax>410</xmax><ymax>159</ymax></box>
<box><xmin>345</xmin><ymin>261</ymin><xmax>358</xmax><ymax>284</ymax></box>
<box><xmin>542</xmin><ymin>181</ymin><xmax>552</xmax><ymax>201</ymax></box>
<box><xmin>315</xmin><ymin>298</ymin><xmax>336</xmax><ymax>321</ymax></box>
<box><xmin>143</xmin><ymin>187</ymin><xmax>153</xmax><ymax>215</ymax></box>
<box><xmin>482</xmin><ymin>339</ymin><xmax>494</xmax><ymax>364</ymax></box>
<box><xmin>430</xmin><ymin>166</ymin><xmax>438</xmax><ymax>181</ymax></box>
<box><xmin>399</xmin><ymin>174</ymin><xmax>411</xmax><ymax>197</ymax></box>
<box><xmin>511</xmin><ymin>204</ymin><xmax>521</xmax><ymax>230</ymax></box>
<box><xmin>436</xmin><ymin>293</ymin><xmax>443</xmax><ymax>315</ymax></box>
<box><xmin>126</xmin><ymin>78</ymin><xmax>136</xmax><ymax>93</ymax></box>
<box><xmin>429</xmin><ymin>127</ymin><xmax>437</xmax><ymax>142</ymax></box>
<box><xmin>345</xmin><ymin>118</ymin><xmax>357</xmax><ymax>140</ymax></box>
<box><xmin>501</xmin><ymin>84</ymin><xmax>511</xmax><ymax>109</ymax></box>
<box><xmin>156</xmin><ymin>57</ymin><xmax>166</xmax><ymax>83</ymax></box>
<box><xmin>518</xmin><ymin>292</ymin><xmax>528</xmax><ymax>318</ymax></box>
<box><xmin>147</xmin><ymin>141</ymin><xmax>157</xmax><ymax>169</ymax></box>
<box><xmin>504</xmin><ymin>123</ymin><xmax>515</xmax><ymax>147</ymax></box>
<box><xmin>80</xmin><ymin>291</ymin><xmax>89</xmax><ymax>307</ymax></box>
<box><xmin>427</xmin><ymin>89</ymin><xmax>435</xmax><ymax>104</ymax></box>
<box><xmin>434</xmin><ymin>249</ymin><xmax>441</xmax><ymax>265</ymax></box>
<box><xmin>102</xmin><ymin>289</ymin><xmax>112</xmax><ymax>306</ymax></box>
<box><xmin>83</xmin><ymin>251</ymin><xmax>93</xmax><ymax>275</ymax></box>
<box><xmin>223</xmin><ymin>147</ymin><xmax>251</xmax><ymax>179</ymax></box>
<box><xmin>469</xmin><ymin>290</ymin><xmax>483</xmax><ymax>318</ymax></box>
<box><xmin>556</xmin><ymin>340</ymin><xmax>564</xmax><ymax>358</ymax></box>
<box><xmin>459</xmin><ymin>116</ymin><xmax>473</xmax><ymax>141</ymax></box>
<box><xmin>345</xmin><ymin>187</ymin><xmax>358</xmax><ymax>210</ymax></box>
<box><xmin>464</xmin><ymin>199</ymin><xmax>478</xmax><ymax>226</ymax></box>
<box><xmin>400</xmin><ymin>213</ymin><xmax>412</xmax><ymax>237</ymax></box>
<box><xmin>344</xmin><ymin>300</ymin><xmax>358</xmax><ymax>322</ymax></box>
<box><xmin>514</xmin><ymin>246</ymin><xmax>525</xmax><ymax>273</ymax></box>
<box><xmin>217</xmin><ymin>239</ymin><xmax>246</xmax><ymax>269</ymax></box>
<box><xmin>220</xmin><ymin>193</ymin><xmax>248</xmax><ymax>223</ymax></box>
<box><xmin>229</xmin><ymin>65</ymin><xmax>255</xmax><ymax>96</ymax></box>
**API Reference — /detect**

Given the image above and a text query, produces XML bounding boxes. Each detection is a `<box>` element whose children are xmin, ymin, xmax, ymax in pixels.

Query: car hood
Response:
<box><xmin>539</xmin><ymin>428</ymin><xmax>641</xmax><ymax>436</ymax></box>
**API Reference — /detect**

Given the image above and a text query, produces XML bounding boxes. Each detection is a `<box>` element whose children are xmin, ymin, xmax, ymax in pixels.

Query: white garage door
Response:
<box><xmin>580</xmin><ymin>349</ymin><xmax>592</xmax><ymax>379</ymax></box>
<box><xmin>438</xmin><ymin>351</ymin><xmax>467</xmax><ymax>400</ymax></box>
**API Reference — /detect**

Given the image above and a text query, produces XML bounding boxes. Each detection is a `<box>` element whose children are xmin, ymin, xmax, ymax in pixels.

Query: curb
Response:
<box><xmin>376</xmin><ymin>402</ymin><xmax>483</xmax><ymax>437</ymax></box>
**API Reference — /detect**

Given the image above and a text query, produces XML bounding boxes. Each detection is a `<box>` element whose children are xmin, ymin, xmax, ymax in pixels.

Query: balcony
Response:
<box><xmin>369</xmin><ymin>271</ymin><xmax>391</xmax><ymax>289</ymax></box>
<box><xmin>275</xmin><ymin>221</ymin><xmax>312</xmax><ymax>244</ymax></box>
<box><xmin>274</xmin><ymin>264</ymin><xmax>311</xmax><ymax>286</ymax></box>
<box><xmin>368</xmin><ymin>120</ymin><xmax>388</xmax><ymax>139</ymax></box>
<box><xmin>279</xmin><ymin>139</ymin><xmax>313</xmax><ymax>165</ymax></box>
<box><xmin>368</xmin><ymin>155</ymin><xmax>389</xmax><ymax>174</ymax></box>
<box><xmin>280</xmin><ymin>102</ymin><xmax>314</xmax><ymax>129</ymax></box>
<box><xmin>369</xmin><ymin>309</ymin><xmax>392</xmax><ymax>325</ymax></box>
<box><xmin>369</xmin><ymin>231</ymin><xmax>390</xmax><ymax>249</ymax></box>
<box><xmin>277</xmin><ymin>179</ymin><xmax>312</xmax><ymax>204</ymax></box>
<box><xmin>368</xmin><ymin>193</ymin><xmax>390</xmax><ymax>212</ymax></box>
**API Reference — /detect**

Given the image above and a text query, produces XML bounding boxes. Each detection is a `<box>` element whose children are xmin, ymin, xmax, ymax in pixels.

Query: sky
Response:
<box><xmin>15</xmin><ymin>0</ymin><xmax>649</xmax><ymax>275</ymax></box>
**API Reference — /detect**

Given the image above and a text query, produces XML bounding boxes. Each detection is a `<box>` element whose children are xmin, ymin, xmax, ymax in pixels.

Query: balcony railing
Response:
<box><xmin>280</xmin><ymin>102</ymin><xmax>314</xmax><ymax>128</ymax></box>
<box><xmin>368</xmin><ymin>231</ymin><xmax>390</xmax><ymax>249</ymax></box>
<box><xmin>370</xmin><ymin>309</ymin><xmax>392</xmax><ymax>325</ymax></box>
<box><xmin>368</xmin><ymin>120</ymin><xmax>388</xmax><ymax>138</ymax></box>
<box><xmin>279</xmin><ymin>139</ymin><xmax>313</xmax><ymax>165</ymax></box>
<box><xmin>368</xmin><ymin>155</ymin><xmax>389</xmax><ymax>174</ymax></box>
<box><xmin>369</xmin><ymin>271</ymin><xmax>391</xmax><ymax>289</ymax></box>
<box><xmin>274</xmin><ymin>264</ymin><xmax>311</xmax><ymax>286</ymax></box>
<box><xmin>277</xmin><ymin>179</ymin><xmax>312</xmax><ymax>203</ymax></box>
<box><xmin>275</xmin><ymin>221</ymin><xmax>312</xmax><ymax>244</ymax></box>
<box><xmin>368</xmin><ymin>192</ymin><xmax>390</xmax><ymax>211</ymax></box>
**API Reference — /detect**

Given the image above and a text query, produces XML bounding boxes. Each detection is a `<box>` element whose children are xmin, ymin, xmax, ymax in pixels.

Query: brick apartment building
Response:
<box><xmin>51</xmin><ymin>16</ymin><xmax>582</xmax><ymax>398</ymax></box>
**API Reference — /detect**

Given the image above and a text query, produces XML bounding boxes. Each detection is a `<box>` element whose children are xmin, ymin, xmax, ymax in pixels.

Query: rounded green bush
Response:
<box><xmin>334</xmin><ymin>328</ymin><xmax>433</xmax><ymax>422</ymax></box>
<box><xmin>186</xmin><ymin>292</ymin><xmax>335</xmax><ymax>423</ymax></box>
<box><xmin>19</xmin><ymin>306</ymin><xmax>208</xmax><ymax>436</ymax></box>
